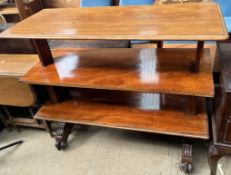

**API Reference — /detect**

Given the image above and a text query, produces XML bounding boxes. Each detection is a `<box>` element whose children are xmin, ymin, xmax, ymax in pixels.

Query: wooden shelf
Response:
<box><xmin>0</xmin><ymin>3</ymin><xmax>228</xmax><ymax>40</ymax></box>
<box><xmin>35</xmin><ymin>89</ymin><xmax>209</xmax><ymax>139</ymax></box>
<box><xmin>22</xmin><ymin>48</ymin><xmax>214</xmax><ymax>97</ymax></box>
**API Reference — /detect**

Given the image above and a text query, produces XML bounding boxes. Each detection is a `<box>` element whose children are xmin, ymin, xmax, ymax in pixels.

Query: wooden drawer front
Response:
<box><xmin>223</xmin><ymin>119</ymin><xmax>231</xmax><ymax>144</ymax></box>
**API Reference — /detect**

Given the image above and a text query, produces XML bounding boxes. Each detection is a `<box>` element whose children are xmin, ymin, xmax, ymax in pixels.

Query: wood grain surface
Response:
<box><xmin>0</xmin><ymin>3</ymin><xmax>228</xmax><ymax>40</ymax></box>
<box><xmin>22</xmin><ymin>48</ymin><xmax>214</xmax><ymax>97</ymax></box>
<box><xmin>35</xmin><ymin>88</ymin><xmax>209</xmax><ymax>139</ymax></box>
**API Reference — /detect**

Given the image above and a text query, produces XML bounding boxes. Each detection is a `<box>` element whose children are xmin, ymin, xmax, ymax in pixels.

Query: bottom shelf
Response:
<box><xmin>35</xmin><ymin>89</ymin><xmax>209</xmax><ymax>139</ymax></box>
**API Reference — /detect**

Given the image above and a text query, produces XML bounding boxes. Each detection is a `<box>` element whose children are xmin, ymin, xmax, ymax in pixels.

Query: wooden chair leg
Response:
<box><xmin>0</xmin><ymin>107</ymin><xmax>8</xmax><ymax>129</ymax></box>
<box><xmin>180</xmin><ymin>139</ymin><xmax>193</xmax><ymax>174</ymax></box>
<box><xmin>2</xmin><ymin>106</ymin><xmax>18</xmax><ymax>131</ymax></box>
<box><xmin>55</xmin><ymin>122</ymin><xmax>74</xmax><ymax>151</ymax></box>
<box><xmin>208</xmin><ymin>144</ymin><xmax>231</xmax><ymax>175</ymax></box>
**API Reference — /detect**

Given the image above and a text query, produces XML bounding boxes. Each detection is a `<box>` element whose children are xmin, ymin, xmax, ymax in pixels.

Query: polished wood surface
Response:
<box><xmin>22</xmin><ymin>48</ymin><xmax>214</xmax><ymax>97</ymax></box>
<box><xmin>36</xmin><ymin>89</ymin><xmax>209</xmax><ymax>139</ymax></box>
<box><xmin>0</xmin><ymin>54</ymin><xmax>38</xmax><ymax>76</ymax></box>
<box><xmin>0</xmin><ymin>3</ymin><xmax>228</xmax><ymax>40</ymax></box>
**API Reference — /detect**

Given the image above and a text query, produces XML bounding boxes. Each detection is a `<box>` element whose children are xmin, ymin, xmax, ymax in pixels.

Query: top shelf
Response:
<box><xmin>0</xmin><ymin>3</ymin><xmax>228</xmax><ymax>40</ymax></box>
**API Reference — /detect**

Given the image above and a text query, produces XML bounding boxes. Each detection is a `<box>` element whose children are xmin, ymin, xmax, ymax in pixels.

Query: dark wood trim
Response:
<box><xmin>32</xmin><ymin>39</ymin><xmax>53</xmax><ymax>66</ymax></box>
<box><xmin>193</xmin><ymin>41</ymin><xmax>204</xmax><ymax>72</ymax></box>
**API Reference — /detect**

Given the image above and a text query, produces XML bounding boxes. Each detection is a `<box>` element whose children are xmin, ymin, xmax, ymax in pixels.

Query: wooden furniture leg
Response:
<box><xmin>157</xmin><ymin>41</ymin><xmax>163</xmax><ymax>48</ymax></box>
<box><xmin>2</xmin><ymin>106</ymin><xmax>18</xmax><ymax>131</ymax></box>
<box><xmin>208</xmin><ymin>144</ymin><xmax>231</xmax><ymax>175</ymax></box>
<box><xmin>55</xmin><ymin>122</ymin><xmax>74</xmax><ymax>151</ymax></box>
<box><xmin>47</xmin><ymin>86</ymin><xmax>70</xmax><ymax>103</ymax></box>
<box><xmin>193</xmin><ymin>41</ymin><xmax>204</xmax><ymax>72</ymax></box>
<box><xmin>32</xmin><ymin>39</ymin><xmax>53</xmax><ymax>66</ymax></box>
<box><xmin>180</xmin><ymin>140</ymin><xmax>193</xmax><ymax>174</ymax></box>
<box><xmin>185</xmin><ymin>96</ymin><xmax>198</xmax><ymax>115</ymax></box>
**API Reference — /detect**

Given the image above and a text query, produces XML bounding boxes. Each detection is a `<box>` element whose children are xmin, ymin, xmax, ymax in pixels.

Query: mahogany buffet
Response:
<box><xmin>0</xmin><ymin>3</ymin><xmax>228</xmax><ymax>174</ymax></box>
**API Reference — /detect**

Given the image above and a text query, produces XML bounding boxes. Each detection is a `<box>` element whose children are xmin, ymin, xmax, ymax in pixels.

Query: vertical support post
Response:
<box><xmin>185</xmin><ymin>96</ymin><xmax>198</xmax><ymax>115</ymax></box>
<box><xmin>113</xmin><ymin>0</ymin><xmax>120</xmax><ymax>5</ymax></box>
<box><xmin>193</xmin><ymin>41</ymin><xmax>204</xmax><ymax>72</ymax></box>
<box><xmin>32</xmin><ymin>39</ymin><xmax>54</xmax><ymax>66</ymax></box>
<box><xmin>46</xmin><ymin>86</ymin><xmax>70</xmax><ymax>103</ymax></box>
<box><xmin>157</xmin><ymin>41</ymin><xmax>163</xmax><ymax>48</ymax></box>
<box><xmin>2</xmin><ymin>106</ymin><xmax>18</xmax><ymax>131</ymax></box>
<box><xmin>46</xmin><ymin>86</ymin><xmax>60</xmax><ymax>103</ymax></box>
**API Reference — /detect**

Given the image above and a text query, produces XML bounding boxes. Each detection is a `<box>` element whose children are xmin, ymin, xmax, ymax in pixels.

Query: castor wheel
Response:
<box><xmin>179</xmin><ymin>162</ymin><xmax>192</xmax><ymax>174</ymax></box>
<box><xmin>55</xmin><ymin>141</ymin><xmax>67</xmax><ymax>151</ymax></box>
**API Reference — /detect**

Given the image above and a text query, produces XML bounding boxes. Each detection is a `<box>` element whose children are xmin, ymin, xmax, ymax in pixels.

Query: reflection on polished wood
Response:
<box><xmin>0</xmin><ymin>3</ymin><xmax>228</xmax><ymax>40</ymax></box>
<box><xmin>35</xmin><ymin>89</ymin><xmax>209</xmax><ymax>139</ymax></box>
<box><xmin>22</xmin><ymin>48</ymin><xmax>214</xmax><ymax>97</ymax></box>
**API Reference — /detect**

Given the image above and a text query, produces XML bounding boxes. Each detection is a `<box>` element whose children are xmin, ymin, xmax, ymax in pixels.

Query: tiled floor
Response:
<box><xmin>0</xmin><ymin>127</ymin><xmax>231</xmax><ymax>175</ymax></box>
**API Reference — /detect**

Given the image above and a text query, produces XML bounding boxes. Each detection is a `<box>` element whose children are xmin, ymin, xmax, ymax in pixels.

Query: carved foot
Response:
<box><xmin>208</xmin><ymin>144</ymin><xmax>231</xmax><ymax>175</ymax></box>
<box><xmin>55</xmin><ymin>122</ymin><xmax>73</xmax><ymax>151</ymax></box>
<box><xmin>180</xmin><ymin>141</ymin><xmax>193</xmax><ymax>174</ymax></box>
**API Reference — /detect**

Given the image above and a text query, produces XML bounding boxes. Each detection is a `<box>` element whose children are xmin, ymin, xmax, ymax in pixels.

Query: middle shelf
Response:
<box><xmin>22</xmin><ymin>48</ymin><xmax>214</xmax><ymax>97</ymax></box>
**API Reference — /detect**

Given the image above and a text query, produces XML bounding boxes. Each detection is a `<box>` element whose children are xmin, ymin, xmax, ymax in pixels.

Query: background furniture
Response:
<box><xmin>208</xmin><ymin>1</ymin><xmax>231</xmax><ymax>175</ymax></box>
<box><xmin>208</xmin><ymin>42</ymin><xmax>231</xmax><ymax>175</ymax></box>
<box><xmin>0</xmin><ymin>0</ymin><xmax>20</xmax><ymax>24</ymax></box>
<box><xmin>0</xmin><ymin>24</ymin><xmax>46</xmax><ymax>130</ymax></box>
